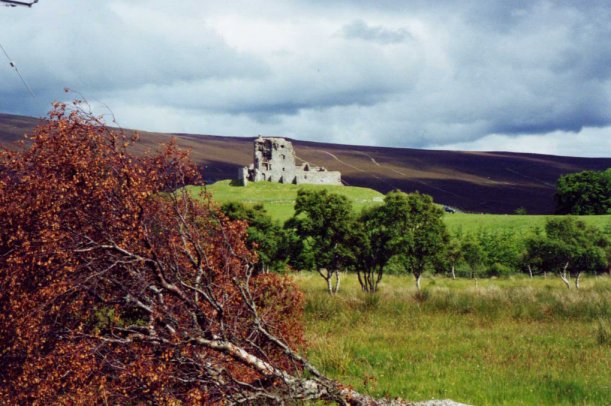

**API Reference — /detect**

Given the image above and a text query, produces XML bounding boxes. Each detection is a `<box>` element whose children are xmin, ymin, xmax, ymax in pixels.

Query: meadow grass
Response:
<box><xmin>295</xmin><ymin>273</ymin><xmax>611</xmax><ymax>405</ymax></box>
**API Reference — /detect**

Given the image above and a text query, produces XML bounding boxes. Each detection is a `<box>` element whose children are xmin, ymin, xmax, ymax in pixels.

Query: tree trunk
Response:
<box><xmin>375</xmin><ymin>267</ymin><xmax>384</xmax><ymax>292</ymax></box>
<box><xmin>319</xmin><ymin>268</ymin><xmax>332</xmax><ymax>294</ymax></box>
<box><xmin>333</xmin><ymin>270</ymin><xmax>340</xmax><ymax>294</ymax></box>
<box><xmin>575</xmin><ymin>272</ymin><xmax>581</xmax><ymax>289</ymax></box>
<box><xmin>319</xmin><ymin>268</ymin><xmax>338</xmax><ymax>295</ymax></box>
<box><xmin>559</xmin><ymin>262</ymin><xmax>571</xmax><ymax>289</ymax></box>
<box><xmin>451</xmin><ymin>264</ymin><xmax>456</xmax><ymax>279</ymax></box>
<box><xmin>560</xmin><ymin>276</ymin><xmax>571</xmax><ymax>289</ymax></box>
<box><xmin>527</xmin><ymin>265</ymin><xmax>533</xmax><ymax>278</ymax></box>
<box><xmin>357</xmin><ymin>271</ymin><xmax>365</xmax><ymax>292</ymax></box>
<box><xmin>191</xmin><ymin>335</ymin><xmax>413</xmax><ymax>404</ymax></box>
<box><xmin>415</xmin><ymin>273</ymin><xmax>422</xmax><ymax>291</ymax></box>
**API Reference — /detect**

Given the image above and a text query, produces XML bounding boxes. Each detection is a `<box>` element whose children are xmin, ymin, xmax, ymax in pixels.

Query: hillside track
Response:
<box><xmin>1</xmin><ymin>113</ymin><xmax>609</xmax><ymax>214</ymax></box>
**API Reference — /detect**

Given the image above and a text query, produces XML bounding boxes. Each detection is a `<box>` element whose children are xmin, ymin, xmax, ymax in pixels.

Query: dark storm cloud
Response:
<box><xmin>435</xmin><ymin>1</ymin><xmax>611</xmax><ymax>139</ymax></box>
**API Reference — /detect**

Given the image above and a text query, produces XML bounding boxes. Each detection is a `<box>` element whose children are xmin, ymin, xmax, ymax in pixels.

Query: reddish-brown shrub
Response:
<box><xmin>0</xmin><ymin>103</ymin><xmax>309</xmax><ymax>403</ymax></box>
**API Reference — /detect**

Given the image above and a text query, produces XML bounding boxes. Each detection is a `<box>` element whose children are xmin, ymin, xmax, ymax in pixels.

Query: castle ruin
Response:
<box><xmin>239</xmin><ymin>137</ymin><xmax>342</xmax><ymax>186</ymax></box>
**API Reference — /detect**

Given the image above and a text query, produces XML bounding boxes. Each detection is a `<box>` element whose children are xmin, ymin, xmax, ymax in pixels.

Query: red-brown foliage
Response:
<box><xmin>0</xmin><ymin>103</ymin><xmax>311</xmax><ymax>403</ymax></box>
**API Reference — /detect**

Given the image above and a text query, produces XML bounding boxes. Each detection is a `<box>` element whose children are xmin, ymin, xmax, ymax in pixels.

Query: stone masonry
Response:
<box><xmin>239</xmin><ymin>137</ymin><xmax>342</xmax><ymax>186</ymax></box>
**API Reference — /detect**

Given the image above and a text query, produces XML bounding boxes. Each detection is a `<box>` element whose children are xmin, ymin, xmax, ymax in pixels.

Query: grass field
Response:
<box><xmin>295</xmin><ymin>273</ymin><xmax>611</xmax><ymax>405</ymax></box>
<box><xmin>444</xmin><ymin>213</ymin><xmax>611</xmax><ymax>235</ymax></box>
<box><xmin>196</xmin><ymin>180</ymin><xmax>611</xmax><ymax>235</ymax></box>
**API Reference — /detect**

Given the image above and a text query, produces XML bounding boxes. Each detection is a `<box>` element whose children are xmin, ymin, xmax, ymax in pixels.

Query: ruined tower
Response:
<box><xmin>239</xmin><ymin>137</ymin><xmax>342</xmax><ymax>186</ymax></box>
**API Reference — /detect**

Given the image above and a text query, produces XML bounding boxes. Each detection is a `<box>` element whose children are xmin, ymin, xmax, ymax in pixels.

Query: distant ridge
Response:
<box><xmin>1</xmin><ymin>112</ymin><xmax>609</xmax><ymax>214</ymax></box>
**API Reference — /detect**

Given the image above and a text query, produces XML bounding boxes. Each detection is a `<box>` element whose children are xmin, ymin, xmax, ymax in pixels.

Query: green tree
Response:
<box><xmin>383</xmin><ymin>191</ymin><xmax>448</xmax><ymax>290</ymax></box>
<box><xmin>525</xmin><ymin>217</ymin><xmax>609</xmax><ymax>288</ymax></box>
<box><xmin>445</xmin><ymin>236</ymin><xmax>463</xmax><ymax>279</ymax></box>
<box><xmin>350</xmin><ymin>205</ymin><xmax>394</xmax><ymax>292</ymax></box>
<box><xmin>555</xmin><ymin>168</ymin><xmax>611</xmax><ymax>214</ymax></box>
<box><xmin>523</xmin><ymin>236</ymin><xmax>572</xmax><ymax>285</ymax></box>
<box><xmin>462</xmin><ymin>234</ymin><xmax>486</xmax><ymax>283</ymax></box>
<box><xmin>477</xmin><ymin>230</ymin><xmax>522</xmax><ymax>276</ymax></box>
<box><xmin>514</xmin><ymin>207</ymin><xmax>528</xmax><ymax>215</ymax></box>
<box><xmin>287</xmin><ymin>189</ymin><xmax>355</xmax><ymax>294</ymax></box>
<box><xmin>221</xmin><ymin>202</ymin><xmax>289</xmax><ymax>273</ymax></box>
<box><xmin>573</xmin><ymin>246</ymin><xmax>607</xmax><ymax>288</ymax></box>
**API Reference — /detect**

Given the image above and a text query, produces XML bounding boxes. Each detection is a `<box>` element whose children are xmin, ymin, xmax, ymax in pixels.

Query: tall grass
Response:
<box><xmin>296</xmin><ymin>273</ymin><xmax>611</xmax><ymax>405</ymax></box>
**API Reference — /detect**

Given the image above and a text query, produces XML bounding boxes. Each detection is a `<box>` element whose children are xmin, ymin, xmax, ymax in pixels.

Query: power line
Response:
<box><xmin>0</xmin><ymin>40</ymin><xmax>35</xmax><ymax>97</ymax></box>
<box><xmin>1</xmin><ymin>0</ymin><xmax>38</xmax><ymax>97</ymax></box>
<box><xmin>1</xmin><ymin>1</ymin><xmax>39</xmax><ymax>8</ymax></box>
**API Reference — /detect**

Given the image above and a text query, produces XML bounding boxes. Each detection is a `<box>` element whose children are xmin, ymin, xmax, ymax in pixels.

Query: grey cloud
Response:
<box><xmin>1</xmin><ymin>0</ymin><xmax>611</xmax><ymax>157</ymax></box>
<box><xmin>341</xmin><ymin>19</ymin><xmax>411</xmax><ymax>44</ymax></box>
<box><xmin>0</xmin><ymin>1</ymin><xmax>270</xmax><ymax>116</ymax></box>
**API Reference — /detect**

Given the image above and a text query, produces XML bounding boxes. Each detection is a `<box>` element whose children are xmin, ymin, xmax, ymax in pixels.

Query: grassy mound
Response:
<box><xmin>188</xmin><ymin>180</ymin><xmax>384</xmax><ymax>222</ymax></box>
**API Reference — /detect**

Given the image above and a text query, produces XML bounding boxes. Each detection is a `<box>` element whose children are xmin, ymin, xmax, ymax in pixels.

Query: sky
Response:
<box><xmin>1</xmin><ymin>0</ymin><xmax>610</xmax><ymax>157</ymax></box>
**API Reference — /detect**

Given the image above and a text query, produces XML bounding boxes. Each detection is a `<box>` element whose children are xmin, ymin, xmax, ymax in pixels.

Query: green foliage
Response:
<box><xmin>525</xmin><ymin>217</ymin><xmax>609</xmax><ymax>281</ymax></box>
<box><xmin>382</xmin><ymin>191</ymin><xmax>449</xmax><ymax>288</ymax></box>
<box><xmin>442</xmin><ymin>236</ymin><xmax>463</xmax><ymax>276</ymax></box>
<box><xmin>351</xmin><ymin>192</ymin><xmax>447</xmax><ymax>291</ymax></box>
<box><xmin>461</xmin><ymin>234</ymin><xmax>485</xmax><ymax>278</ymax></box>
<box><xmin>351</xmin><ymin>205</ymin><xmax>395</xmax><ymax>292</ymax></box>
<box><xmin>443</xmin><ymin>229</ymin><xmax>524</xmax><ymax>278</ymax></box>
<box><xmin>525</xmin><ymin>236</ymin><xmax>572</xmax><ymax>275</ymax></box>
<box><xmin>484</xmin><ymin>262</ymin><xmax>513</xmax><ymax>277</ymax></box>
<box><xmin>477</xmin><ymin>229</ymin><xmax>523</xmax><ymax>273</ymax></box>
<box><xmin>555</xmin><ymin>168</ymin><xmax>611</xmax><ymax>215</ymax></box>
<box><xmin>220</xmin><ymin>201</ymin><xmax>290</xmax><ymax>273</ymax></box>
<box><xmin>287</xmin><ymin>189</ymin><xmax>356</xmax><ymax>293</ymax></box>
<box><xmin>514</xmin><ymin>206</ymin><xmax>528</xmax><ymax>215</ymax></box>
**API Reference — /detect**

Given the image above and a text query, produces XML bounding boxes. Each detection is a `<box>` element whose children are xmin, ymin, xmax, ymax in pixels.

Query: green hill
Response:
<box><xmin>190</xmin><ymin>180</ymin><xmax>611</xmax><ymax>235</ymax></box>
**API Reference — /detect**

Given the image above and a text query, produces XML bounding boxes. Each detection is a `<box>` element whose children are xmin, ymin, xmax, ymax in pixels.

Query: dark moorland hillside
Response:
<box><xmin>1</xmin><ymin>112</ymin><xmax>609</xmax><ymax>214</ymax></box>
